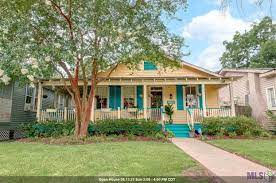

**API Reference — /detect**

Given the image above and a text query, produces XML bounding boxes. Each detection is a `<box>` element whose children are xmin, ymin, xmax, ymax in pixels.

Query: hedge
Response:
<box><xmin>202</xmin><ymin>116</ymin><xmax>270</xmax><ymax>137</ymax></box>
<box><xmin>89</xmin><ymin>119</ymin><xmax>162</xmax><ymax>136</ymax></box>
<box><xmin>21</xmin><ymin>119</ymin><xmax>163</xmax><ymax>138</ymax></box>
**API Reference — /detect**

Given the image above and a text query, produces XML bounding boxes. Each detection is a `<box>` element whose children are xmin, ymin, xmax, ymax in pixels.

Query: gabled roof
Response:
<box><xmin>219</xmin><ymin>68</ymin><xmax>274</xmax><ymax>75</ymax></box>
<box><xmin>260</xmin><ymin>69</ymin><xmax>276</xmax><ymax>78</ymax></box>
<box><xmin>180</xmin><ymin>60</ymin><xmax>222</xmax><ymax>78</ymax></box>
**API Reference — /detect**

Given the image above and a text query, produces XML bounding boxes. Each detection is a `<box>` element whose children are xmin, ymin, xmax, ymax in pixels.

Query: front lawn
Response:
<box><xmin>0</xmin><ymin>141</ymin><xmax>198</xmax><ymax>176</ymax></box>
<box><xmin>207</xmin><ymin>139</ymin><xmax>276</xmax><ymax>169</ymax></box>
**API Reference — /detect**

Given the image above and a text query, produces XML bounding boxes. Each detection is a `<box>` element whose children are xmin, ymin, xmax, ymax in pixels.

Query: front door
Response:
<box><xmin>151</xmin><ymin>91</ymin><xmax>163</xmax><ymax>108</ymax></box>
<box><xmin>150</xmin><ymin>87</ymin><xmax>163</xmax><ymax>121</ymax></box>
<box><xmin>150</xmin><ymin>87</ymin><xmax>163</xmax><ymax>108</ymax></box>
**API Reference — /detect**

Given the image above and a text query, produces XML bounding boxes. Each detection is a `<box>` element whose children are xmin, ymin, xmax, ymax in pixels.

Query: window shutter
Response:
<box><xmin>109</xmin><ymin>86</ymin><xmax>121</xmax><ymax>109</ymax></box>
<box><xmin>176</xmin><ymin>85</ymin><xmax>184</xmax><ymax>110</ymax></box>
<box><xmin>144</xmin><ymin>61</ymin><xmax>157</xmax><ymax>70</ymax></box>
<box><xmin>136</xmin><ymin>86</ymin><xmax>143</xmax><ymax>109</ymax></box>
<box><xmin>198</xmin><ymin>85</ymin><xmax>203</xmax><ymax>109</ymax></box>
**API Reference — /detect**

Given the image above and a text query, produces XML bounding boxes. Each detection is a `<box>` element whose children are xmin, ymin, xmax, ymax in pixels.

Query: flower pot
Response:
<box><xmin>189</xmin><ymin>131</ymin><xmax>195</xmax><ymax>138</ymax></box>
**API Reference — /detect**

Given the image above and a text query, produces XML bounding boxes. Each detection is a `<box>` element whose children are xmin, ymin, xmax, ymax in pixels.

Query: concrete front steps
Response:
<box><xmin>165</xmin><ymin>123</ymin><xmax>202</xmax><ymax>138</ymax></box>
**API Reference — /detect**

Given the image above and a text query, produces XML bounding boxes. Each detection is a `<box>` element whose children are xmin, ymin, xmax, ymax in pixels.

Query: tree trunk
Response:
<box><xmin>73</xmin><ymin>73</ymin><xmax>96</xmax><ymax>137</ymax></box>
<box><xmin>78</xmin><ymin>97</ymin><xmax>94</xmax><ymax>137</ymax></box>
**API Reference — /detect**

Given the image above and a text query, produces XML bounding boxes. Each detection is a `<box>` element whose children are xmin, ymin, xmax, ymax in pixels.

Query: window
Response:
<box><xmin>0</xmin><ymin>86</ymin><xmax>4</xmax><ymax>98</ymax></box>
<box><xmin>24</xmin><ymin>85</ymin><xmax>36</xmax><ymax>111</ymax></box>
<box><xmin>123</xmin><ymin>86</ymin><xmax>135</xmax><ymax>108</ymax></box>
<box><xmin>95</xmin><ymin>87</ymin><xmax>108</xmax><ymax>109</ymax></box>
<box><xmin>58</xmin><ymin>94</ymin><xmax>65</xmax><ymax>108</ymax></box>
<box><xmin>144</xmin><ymin>61</ymin><xmax>157</xmax><ymax>70</ymax></box>
<box><xmin>267</xmin><ymin>87</ymin><xmax>276</xmax><ymax>109</ymax></box>
<box><xmin>245</xmin><ymin>94</ymin><xmax>249</xmax><ymax>106</ymax></box>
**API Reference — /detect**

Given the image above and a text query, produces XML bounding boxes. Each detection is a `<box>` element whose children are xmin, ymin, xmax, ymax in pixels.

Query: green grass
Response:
<box><xmin>207</xmin><ymin>139</ymin><xmax>276</xmax><ymax>169</ymax></box>
<box><xmin>0</xmin><ymin>141</ymin><xmax>198</xmax><ymax>176</ymax></box>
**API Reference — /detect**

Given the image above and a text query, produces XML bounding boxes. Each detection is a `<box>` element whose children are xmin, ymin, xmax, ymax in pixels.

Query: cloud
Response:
<box><xmin>182</xmin><ymin>10</ymin><xmax>251</xmax><ymax>71</ymax></box>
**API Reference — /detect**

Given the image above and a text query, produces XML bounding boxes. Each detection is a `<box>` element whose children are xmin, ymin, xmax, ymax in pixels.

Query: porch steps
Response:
<box><xmin>165</xmin><ymin>124</ymin><xmax>202</xmax><ymax>138</ymax></box>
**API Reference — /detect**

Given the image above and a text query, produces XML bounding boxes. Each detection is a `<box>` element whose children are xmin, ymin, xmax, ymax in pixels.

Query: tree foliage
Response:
<box><xmin>220</xmin><ymin>16</ymin><xmax>276</xmax><ymax>68</ymax></box>
<box><xmin>0</xmin><ymin>0</ymin><xmax>187</xmax><ymax>136</ymax></box>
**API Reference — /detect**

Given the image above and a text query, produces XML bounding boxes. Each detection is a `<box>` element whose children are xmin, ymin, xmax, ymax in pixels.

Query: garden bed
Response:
<box><xmin>17</xmin><ymin>135</ymin><xmax>171</xmax><ymax>145</ymax></box>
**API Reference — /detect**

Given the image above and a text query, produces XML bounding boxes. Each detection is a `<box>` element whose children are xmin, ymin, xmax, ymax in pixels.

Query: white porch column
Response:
<box><xmin>36</xmin><ymin>82</ymin><xmax>43</xmax><ymax>120</ymax></box>
<box><xmin>229</xmin><ymin>82</ymin><xmax>236</xmax><ymax>116</ymax></box>
<box><xmin>201</xmin><ymin>84</ymin><xmax>207</xmax><ymax>117</ymax></box>
<box><xmin>143</xmin><ymin>85</ymin><xmax>147</xmax><ymax>119</ymax></box>
<box><xmin>90</xmin><ymin>96</ymin><xmax>95</xmax><ymax>122</ymax></box>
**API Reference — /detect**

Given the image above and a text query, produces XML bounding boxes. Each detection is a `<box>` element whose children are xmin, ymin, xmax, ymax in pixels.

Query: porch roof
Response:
<box><xmin>39</xmin><ymin>76</ymin><xmax>237</xmax><ymax>87</ymax></box>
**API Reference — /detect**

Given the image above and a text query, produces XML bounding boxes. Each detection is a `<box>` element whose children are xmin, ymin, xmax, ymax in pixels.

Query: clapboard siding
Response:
<box><xmin>260</xmin><ymin>76</ymin><xmax>276</xmax><ymax>129</ymax></box>
<box><xmin>219</xmin><ymin>72</ymin><xmax>249</xmax><ymax>105</ymax></box>
<box><xmin>260</xmin><ymin>76</ymin><xmax>276</xmax><ymax>108</ymax></box>
<box><xmin>9</xmin><ymin>82</ymin><xmax>36</xmax><ymax>129</ymax></box>
<box><xmin>0</xmin><ymin>83</ymin><xmax>13</xmax><ymax>129</ymax></box>
<box><xmin>219</xmin><ymin>69</ymin><xmax>276</xmax><ymax>130</ymax></box>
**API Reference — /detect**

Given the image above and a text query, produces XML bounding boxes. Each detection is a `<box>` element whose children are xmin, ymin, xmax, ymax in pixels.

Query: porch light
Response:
<box><xmin>169</xmin><ymin>94</ymin><xmax>173</xmax><ymax>99</ymax></box>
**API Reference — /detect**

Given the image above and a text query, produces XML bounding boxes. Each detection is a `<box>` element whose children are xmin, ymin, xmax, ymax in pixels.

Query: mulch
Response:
<box><xmin>16</xmin><ymin>136</ymin><xmax>171</xmax><ymax>145</ymax></box>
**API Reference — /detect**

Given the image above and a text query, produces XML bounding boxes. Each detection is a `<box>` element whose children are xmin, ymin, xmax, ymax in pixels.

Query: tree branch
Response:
<box><xmin>50</xmin><ymin>0</ymin><xmax>74</xmax><ymax>39</ymax></box>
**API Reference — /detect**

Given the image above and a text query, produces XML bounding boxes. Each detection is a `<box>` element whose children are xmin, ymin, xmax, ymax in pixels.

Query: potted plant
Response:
<box><xmin>165</xmin><ymin>104</ymin><xmax>174</xmax><ymax>124</ymax></box>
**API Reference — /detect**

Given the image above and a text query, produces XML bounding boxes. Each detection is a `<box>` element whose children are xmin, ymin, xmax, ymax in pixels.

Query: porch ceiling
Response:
<box><xmin>40</xmin><ymin>76</ymin><xmax>235</xmax><ymax>87</ymax></box>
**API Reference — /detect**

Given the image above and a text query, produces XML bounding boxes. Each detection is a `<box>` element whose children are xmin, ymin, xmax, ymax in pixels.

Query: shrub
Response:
<box><xmin>202</xmin><ymin>116</ymin><xmax>269</xmax><ymax>137</ymax></box>
<box><xmin>228</xmin><ymin>131</ymin><xmax>237</xmax><ymax>138</ymax></box>
<box><xmin>89</xmin><ymin>119</ymin><xmax>162</xmax><ymax>136</ymax></box>
<box><xmin>21</xmin><ymin>119</ymin><xmax>163</xmax><ymax>138</ymax></box>
<box><xmin>21</xmin><ymin>121</ymin><xmax>75</xmax><ymax>138</ymax></box>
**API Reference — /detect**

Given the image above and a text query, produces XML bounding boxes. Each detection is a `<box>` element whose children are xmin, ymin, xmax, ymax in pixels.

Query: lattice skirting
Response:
<box><xmin>0</xmin><ymin>130</ymin><xmax>24</xmax><ymax>141</ymax></box>
<box><xmin>0</xmin><ymin>130</ymin><xmax>9</xmax><ymax>141</ymax></box>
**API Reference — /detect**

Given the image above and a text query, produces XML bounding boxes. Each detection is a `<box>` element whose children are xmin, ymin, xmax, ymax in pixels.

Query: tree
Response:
<box><xmin>0</xmin><ymin>0</ymin><xmax>187</xmax><ymax>137</ymax></box>
<box><xmin>220</xmin><ymin>16</ymin><xmax>276</xmax><ymax>68</ymax></box>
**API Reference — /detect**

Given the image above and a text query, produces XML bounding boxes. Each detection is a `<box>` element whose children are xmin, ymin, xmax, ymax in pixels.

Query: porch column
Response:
<box><xmin>36</xmin><ymin>82</ymin><xmax>43</xmax><ymax>121</ymax></box>
<box><xmin>201</xmin><ymin>84</ymin><xmax>207</xmax><ymax>117</ymax></box>
<box><xmin>229</xmin><ymin>82</ymin><xmax>236</xmax><ymax>116</ymax></box>
<box><xmin>143</xmin><ymin>85</ymin><xmax>147</xmax><ymax>119</ymax></box>
<box><xmin>90</xmin><ymin>96</ymin><xmax>95</xmax><ymax>122</ymax></box>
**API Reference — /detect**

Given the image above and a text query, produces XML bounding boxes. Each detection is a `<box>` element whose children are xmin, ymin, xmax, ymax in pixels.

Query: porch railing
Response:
<box><xmin>95</xmin><ymin>107</ymin><xmax>162</xmax><ymax>121</ymax></box>
<box><xmin>206</xmin><ymin>108</ymin><xmax>231</xmax><ymax>117</ymax></box>
<box><xmin>39</xmin><ymin>107</ymin><xmax>231</xmax><ymax>123</ymax></box>
<box><xmin>40</xmin><ymin>107</ymin><xmax>76</xmax><ymax>122</ymax></box>
<box><xmin>186</xmin><ymin>107</ymin><xmax>232</xmax><ymax>130</ymax></box>
<box><xmin>40</xmin><ymin>107</ymin><xmax>162</xmax><ymax>122</ymax></box>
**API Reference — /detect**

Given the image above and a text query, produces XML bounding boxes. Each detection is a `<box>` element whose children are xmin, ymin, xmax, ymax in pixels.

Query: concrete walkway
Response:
<box><xmin>172</xmin><ymin>138</ymin><xmax>273</xmax><ymax>183</ymax></box>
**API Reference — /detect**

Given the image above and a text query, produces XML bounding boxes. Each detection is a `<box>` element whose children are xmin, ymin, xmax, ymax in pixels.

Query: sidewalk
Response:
<box><xmin>172</xmin><ymin>138</ymin><xmax>273</xmax><ymax>183</ymax></box>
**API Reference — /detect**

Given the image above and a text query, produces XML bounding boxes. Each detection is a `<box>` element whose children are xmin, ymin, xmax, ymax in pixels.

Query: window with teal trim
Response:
<box><xmin>144</xmin><ymin>61</ymin><xmax>157</xmax><ymax>70</ymax></box>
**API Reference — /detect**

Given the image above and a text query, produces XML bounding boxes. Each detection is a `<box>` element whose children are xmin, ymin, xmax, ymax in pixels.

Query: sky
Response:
<box><xmin>165</xmin><ymin>0</ymin><xmax>276</xmax><ymax>71</ymax></box>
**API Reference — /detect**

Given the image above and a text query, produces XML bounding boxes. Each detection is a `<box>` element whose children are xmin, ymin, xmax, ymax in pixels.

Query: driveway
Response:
<box><xmin>172</xmin><ymin>138</ymin><xmax>273</xmax><ymax>183</ymax></box>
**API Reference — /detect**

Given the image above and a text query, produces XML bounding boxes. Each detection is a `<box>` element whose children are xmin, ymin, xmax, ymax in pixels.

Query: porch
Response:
<box><xmin>37</xmin><ymin>77</ymin><xmax>235</xmax><ymax>124</ymax></box>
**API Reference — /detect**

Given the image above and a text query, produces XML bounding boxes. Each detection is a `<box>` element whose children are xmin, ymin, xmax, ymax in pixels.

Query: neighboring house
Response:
<box><xmin>37</xmin><ymin>61</ymin><xmax>236</xmax><ymax>128</ymax></box>
<box><xmin>219</xmin><ymin>68</ymin><xmax>276</xmax><ymax>130</ymax></box>
<box><xmin>0</xmin><ymin>81</ymin><xmax>71</xmax><ymax>140</ymax></box>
